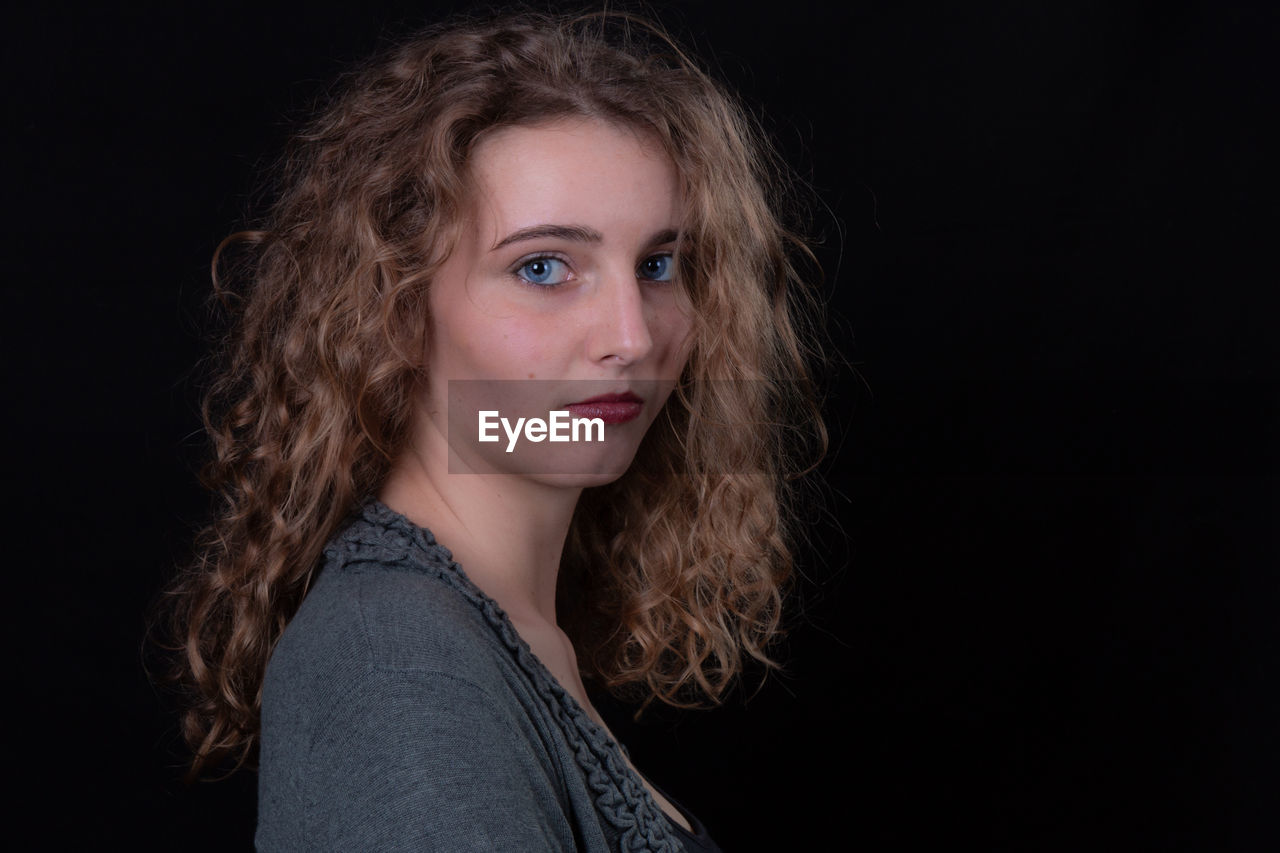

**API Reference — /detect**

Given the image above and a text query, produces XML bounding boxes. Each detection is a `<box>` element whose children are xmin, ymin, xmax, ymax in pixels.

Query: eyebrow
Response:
<box><xmin>491</xmin><ymin>224</ymin><xmax>679</xmax><ymax>252</ymax></box>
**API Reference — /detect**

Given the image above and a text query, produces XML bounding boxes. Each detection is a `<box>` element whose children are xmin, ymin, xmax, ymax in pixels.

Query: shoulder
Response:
<box><xmin>267</xmin><ymin>502</ymin><xmax>514</xmax><ymax>687</ymax></box>
<box><xmin>261</xmin><ymin>503</ymin><xmax>523</xmax><ymax>749</ymax></box>
<box><xmin>257</xmin><ymin>536</ymin><xmax>578</xmax><ymax>851</ymax></box>
<box><xmin>263</xmin><ymin>546</ymin><xmax>507</xmax><ymax>715</ymax></box>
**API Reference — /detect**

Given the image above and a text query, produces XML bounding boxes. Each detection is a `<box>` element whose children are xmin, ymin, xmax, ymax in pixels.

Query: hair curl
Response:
<box><xmin>163</xmin><ymin>7</ymin><xmax>828</xmax><ymax>777</ymax></box>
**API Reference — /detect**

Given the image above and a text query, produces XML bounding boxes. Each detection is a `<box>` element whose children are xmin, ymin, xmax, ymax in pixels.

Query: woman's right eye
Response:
<box><xmin>516</xmin><ymin>257</ymin><xmax>572</xmax><ymax>287</ymax></box>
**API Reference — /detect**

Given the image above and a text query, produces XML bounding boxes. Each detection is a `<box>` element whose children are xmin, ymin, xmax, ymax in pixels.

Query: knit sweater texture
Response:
<box><xmin>255</xmin><ymin>500</ymin><xmax>696</xmax><ymax>852</ymax></box>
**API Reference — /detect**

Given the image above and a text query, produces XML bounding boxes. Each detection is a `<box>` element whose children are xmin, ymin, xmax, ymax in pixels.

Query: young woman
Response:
<box><xmin>168</xmin><ymin>9</ymin><xmax>826</xmax><ymax>851</ymax></box>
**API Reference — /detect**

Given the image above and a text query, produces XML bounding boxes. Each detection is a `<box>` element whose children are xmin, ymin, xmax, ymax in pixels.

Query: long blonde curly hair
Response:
<box><xmin>165</xmin><ymin>8</ymin><xmax>828</xmax><ymax>777</ymax></box>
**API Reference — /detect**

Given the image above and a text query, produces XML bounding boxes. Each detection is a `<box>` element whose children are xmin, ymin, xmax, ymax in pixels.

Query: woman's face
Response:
<box><xmin>423</xmin><ymin>117</ymin><xmax>693</xmax><ymax>484</ymax></box>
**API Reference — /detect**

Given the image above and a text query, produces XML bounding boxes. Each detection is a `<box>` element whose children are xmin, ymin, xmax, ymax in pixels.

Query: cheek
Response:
<box><xmin>654</xmin><ymin>300</ymin><xmax>696</xmax><ymax>364</ymax></box>
<box><xmin>464</xmin><ymin>315</ymin><xmax>563</xmax><ymax>376</ymax></box>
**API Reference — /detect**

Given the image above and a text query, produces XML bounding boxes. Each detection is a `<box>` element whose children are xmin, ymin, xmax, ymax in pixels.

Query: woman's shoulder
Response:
<box><xmin>264</xmin><ymin>502</ymin><xmax>507</xmax><ymax>704</ymax></box>
<box><xmin>256</xmin><ymin>506</ymin><xmax>582</xmax><ymax>851</ymax></box>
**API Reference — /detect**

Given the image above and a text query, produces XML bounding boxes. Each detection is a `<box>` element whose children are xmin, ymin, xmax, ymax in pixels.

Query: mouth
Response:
<box><xmin>564</xmin><ymin>391</ymin><xmax>644</xmax><ymax>425</ymax></box>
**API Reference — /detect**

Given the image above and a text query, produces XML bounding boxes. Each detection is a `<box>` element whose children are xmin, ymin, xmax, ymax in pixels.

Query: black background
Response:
<box><xmin>7</xmin><ymin>0</ymin><xmax>1276</xmax><ymax>849</ymax></box>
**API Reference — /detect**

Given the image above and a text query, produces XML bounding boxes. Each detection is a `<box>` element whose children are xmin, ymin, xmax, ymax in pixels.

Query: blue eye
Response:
<box><xmin>638</xmin><ymin>253</ymin><xmax>674</xmax><ymax>282</ymax></box>
<box><xmin>517</xmin><ymin>257</ymin><xmax>571</xmax><ymax>286</ymax></box>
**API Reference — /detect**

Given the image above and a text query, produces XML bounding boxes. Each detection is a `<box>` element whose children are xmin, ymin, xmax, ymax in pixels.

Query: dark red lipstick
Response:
<box><xmin>565</xmin><ymin>391</ymin><xmax>643</xmax><ymax>425</ymax></box>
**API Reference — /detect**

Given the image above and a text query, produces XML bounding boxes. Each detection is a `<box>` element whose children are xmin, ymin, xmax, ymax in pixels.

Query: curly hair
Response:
<box><xmin>164</xmin><ymin>7</ymin><xmax>827</xmax><ymax>777</ymax></box>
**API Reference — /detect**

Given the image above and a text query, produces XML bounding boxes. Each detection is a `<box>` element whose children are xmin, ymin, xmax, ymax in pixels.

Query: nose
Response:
<box><xmin>586</xmin><ymin>267</ymin><xmax>654</xmax><ymax>366</ymax></box>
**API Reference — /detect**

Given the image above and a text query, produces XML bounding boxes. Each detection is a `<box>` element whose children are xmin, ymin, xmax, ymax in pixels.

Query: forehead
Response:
<box><xmin>464</xmin><ymin>118</ymin><xmax>681</xmax><ymax>242</ymax></box>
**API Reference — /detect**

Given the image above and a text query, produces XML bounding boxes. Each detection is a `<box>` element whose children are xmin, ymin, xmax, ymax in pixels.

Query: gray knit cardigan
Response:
<box><xmin>255</xmin><ymin>500</ymin><xmax>686</xmax><ymax>852</ymax></box>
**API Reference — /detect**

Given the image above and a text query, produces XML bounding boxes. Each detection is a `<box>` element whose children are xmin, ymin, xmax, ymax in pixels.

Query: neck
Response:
<box><xmin>378</xmin><ymin>411</ymin><xmax>581</xmax><ymax>628</ymax></box>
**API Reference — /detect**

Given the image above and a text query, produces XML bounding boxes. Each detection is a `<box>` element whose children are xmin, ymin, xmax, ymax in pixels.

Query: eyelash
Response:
<box><xmin>509</xmin><ymin>252</ymin><xmax>676</xmax><ymax>290</ymax></box>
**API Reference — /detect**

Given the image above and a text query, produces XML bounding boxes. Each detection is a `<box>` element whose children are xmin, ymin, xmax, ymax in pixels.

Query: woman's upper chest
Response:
<box><xmin>510</xmin><ymin>615</ymin><xmax>694</xmax><ymax>834</ymax></box>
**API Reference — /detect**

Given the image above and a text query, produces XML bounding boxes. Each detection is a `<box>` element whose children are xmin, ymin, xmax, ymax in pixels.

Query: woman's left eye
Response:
<box><xmin>637</xmin><ymin>253</ymin><xmax>674</xmax><ymax>282</ymax></box>
<box><xmin>516</xmin><ymin>257</ymin><xmax>572</xmax><ymax>287</ymax></box>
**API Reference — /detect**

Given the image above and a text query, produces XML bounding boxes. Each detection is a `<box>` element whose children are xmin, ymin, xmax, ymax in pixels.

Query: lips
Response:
<box><xmin>564</xmin><ymin>391</ymin><xmax>643</xmax><ymax>425</ymax></box>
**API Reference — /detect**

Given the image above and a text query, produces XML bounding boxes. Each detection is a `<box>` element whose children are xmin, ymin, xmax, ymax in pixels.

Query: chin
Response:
<box><xmin>529</xmin><ymin>469</ymin><xmax>629</xmax><ymax>489</ymax></box>
<box><xmin>521</xmin><ymin>446</ymin><xmax>640</xmax><ymax>488</ymax></box>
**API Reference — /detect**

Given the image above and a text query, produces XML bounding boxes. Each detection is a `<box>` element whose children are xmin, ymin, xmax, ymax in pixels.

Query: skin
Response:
<box><xmin>379</xmin><ymin>117</ymin><xmax>695</xmax><ymax>831</ymax></box>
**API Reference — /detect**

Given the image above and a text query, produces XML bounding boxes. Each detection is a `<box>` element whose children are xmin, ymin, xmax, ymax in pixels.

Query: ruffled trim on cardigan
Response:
<box><xmin>321</xmin><ymin>499</ymin><xmax>684</xmax><ymax>853</ymax></box>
